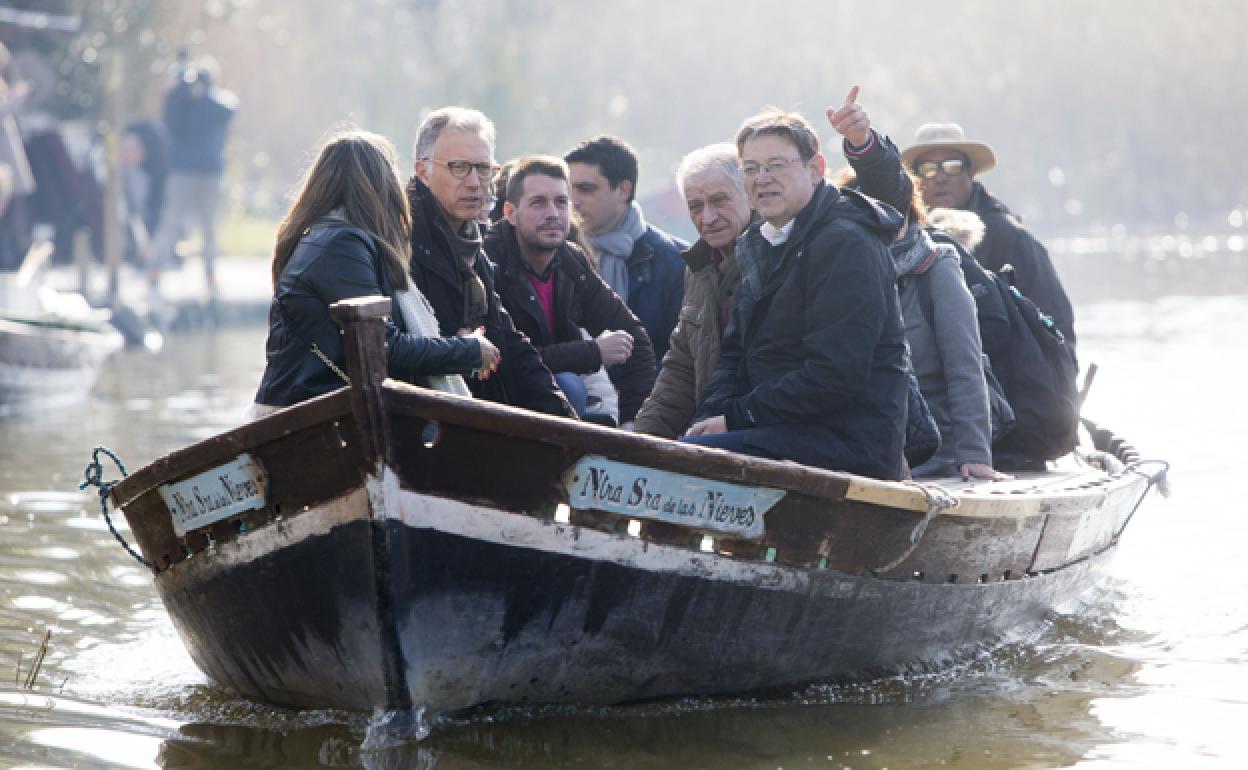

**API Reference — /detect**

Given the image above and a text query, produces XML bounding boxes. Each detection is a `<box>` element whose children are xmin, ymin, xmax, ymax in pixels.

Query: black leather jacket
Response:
<box><xmin>255</xmin><ymin>221</ymin><xmax>481</xmax><ymax>407</ymax></box>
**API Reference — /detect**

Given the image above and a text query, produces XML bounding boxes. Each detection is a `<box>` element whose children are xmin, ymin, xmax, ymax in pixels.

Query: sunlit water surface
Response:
<box><xmin>0</xmin><ymin>297</ymin><xmax>1240</xmax><ymax>769</ymax></box>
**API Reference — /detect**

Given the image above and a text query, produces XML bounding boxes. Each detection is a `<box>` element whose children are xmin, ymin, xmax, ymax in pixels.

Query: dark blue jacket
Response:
<box><xmin>625</xmin><ymin>225</ymin><xmax>688</xmax><ymax>366</ymax></box>
<box><xmin>255</xmin><ymin>222</ymin><xmax>481</xmax><ymax>407</ymax></box>
<box><xmin>163</xmin><ymin>79</ymin><xmax>236</xmax><ymax>174</ymax></box>
<box><xmin>698</xmin><ymin>182</ymin><xmax>908</xmax><ymax>480</ymax></box>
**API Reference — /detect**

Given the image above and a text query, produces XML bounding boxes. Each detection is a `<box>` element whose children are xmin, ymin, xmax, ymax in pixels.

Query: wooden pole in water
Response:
<box><xmin>100</xmin><ymin>48</ymin><xmax>124</xmax><ymax>307</ymax></box>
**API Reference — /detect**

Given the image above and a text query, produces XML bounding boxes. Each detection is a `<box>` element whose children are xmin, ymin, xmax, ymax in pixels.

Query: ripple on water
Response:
<box><xmin>4</xmin><ymin>492</ymin><xmax>87</xmax><ymax>513</ymax></box>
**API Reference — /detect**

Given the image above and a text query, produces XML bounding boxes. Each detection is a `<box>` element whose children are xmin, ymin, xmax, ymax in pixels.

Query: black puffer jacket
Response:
<box><xmin>255</xmin><ymin>221</ymin><xmax>481</xmax><ymax>407</ymax></box>
<box><xmin>698</xmin><ymin>182</ymin><xmax>908</xmax><ymax>480</ymax></box>
<box><xmin>484</xmin><ymin>220</ymin><xmax>656</xmax><ymax>422</ymax></box>
<box><xmin>405</xmin><ymin>177</ymin><xmax>575</xmax><ymax>418</ymax></box>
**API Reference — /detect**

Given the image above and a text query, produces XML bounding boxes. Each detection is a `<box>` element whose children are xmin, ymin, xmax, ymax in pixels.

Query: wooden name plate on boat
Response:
<box><xmin>158</xmin><ymin>453</ymin><xmax>269</xmax><ymax>536</ymax></box>
<box><xmin>563</xmin><ymin>454</ymin><xmax>786</xmax><ymax>539</ymax></box>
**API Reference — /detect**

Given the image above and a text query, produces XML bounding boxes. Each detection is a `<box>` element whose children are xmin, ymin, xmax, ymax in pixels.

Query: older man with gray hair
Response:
<box><xmin>633</xmin><ymin>143</ymin><xmax>749</xmax><ymax>437</ymax></box>
<box><xmin>635</xmin><ymin>88</ymin><xmax>915</xmax><ymax>439</ymax></box>
<box><xmin>406</xmin><ymin>106</ymin><xmax>574</xmax><ymax>417</ymax></box>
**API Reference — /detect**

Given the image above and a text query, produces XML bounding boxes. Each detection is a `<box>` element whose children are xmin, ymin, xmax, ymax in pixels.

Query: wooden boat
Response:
<box><xmin>106</xmin><ymin>298</ymin><xmax>1166</xmax><ymax>720</ymax></box>
<box><xmin>0</xmin><ymin>277</ymin><xmax>124</xmax><ymax>414</ymax></box>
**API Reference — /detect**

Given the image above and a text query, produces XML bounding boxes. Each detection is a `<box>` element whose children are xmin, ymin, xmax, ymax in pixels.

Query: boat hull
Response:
<box><xmin>110</xmin><ymin>301</ymin><xmax>1160</xmax><ymax>718</ymax></box>
<box><xmin>153</xmin><ymin>468</ymin><xmax>1114</xmax><ymax>714</ymax></box>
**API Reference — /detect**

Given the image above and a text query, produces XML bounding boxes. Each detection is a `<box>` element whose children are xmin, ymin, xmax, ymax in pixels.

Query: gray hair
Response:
<box><xmin>675</xmin><ymin>143</ymin><xmax>744</xmax><ymax>198</ymax></box>
<box><xmin>412</xmin><ymin>106</ymin><xmax>496</xmax><ymax>163</ymax></box>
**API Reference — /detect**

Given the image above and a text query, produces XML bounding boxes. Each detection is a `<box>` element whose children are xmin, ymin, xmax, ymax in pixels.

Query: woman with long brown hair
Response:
<box><xmin>254</xmin><ymin>130</ymin><xmax>498</xmax><ymax>411</ymax></box>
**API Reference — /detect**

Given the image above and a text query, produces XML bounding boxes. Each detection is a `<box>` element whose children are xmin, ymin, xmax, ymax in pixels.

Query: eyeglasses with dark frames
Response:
<box><xmin>423</xmin><ymin>158</ymin><xmax>499</xmax><ymax>180</ymax></box>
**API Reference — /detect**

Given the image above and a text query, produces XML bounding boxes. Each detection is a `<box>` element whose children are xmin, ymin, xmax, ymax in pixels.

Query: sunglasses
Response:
<box><xmin>913</xmin><ymin>158</ymin><xmax>968</xmax><ymax>179</ymax></box>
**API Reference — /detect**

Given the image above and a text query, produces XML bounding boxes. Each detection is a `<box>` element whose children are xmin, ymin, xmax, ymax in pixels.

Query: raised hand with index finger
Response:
<box><xmin>826</xmin><ymin>85</ymin><xmax>872</xmax><ymax>150</ymax></box>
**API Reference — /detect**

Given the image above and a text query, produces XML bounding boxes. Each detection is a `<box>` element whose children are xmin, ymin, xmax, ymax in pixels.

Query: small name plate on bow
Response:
<box><xmin>159</xmin><ymin>453</ymin><xmax>268</xmax><ymax>537</ymax></box>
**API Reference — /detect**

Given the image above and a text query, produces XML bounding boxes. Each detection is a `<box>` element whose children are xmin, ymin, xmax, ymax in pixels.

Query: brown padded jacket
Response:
<box><xmin>633</xmin><ymin>238</ymin><xmax>739</xmax><ymax>437</ymax></box>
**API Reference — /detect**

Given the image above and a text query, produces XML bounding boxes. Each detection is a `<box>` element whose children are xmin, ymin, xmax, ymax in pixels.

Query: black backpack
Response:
<box><xmin>928</xmin><ymin>232</ymin><xmax>1080</xmax><ymax>469</ymax></box>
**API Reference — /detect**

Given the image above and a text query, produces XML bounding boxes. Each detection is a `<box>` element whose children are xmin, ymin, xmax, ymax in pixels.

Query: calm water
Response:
<box><xmin>0</xmin><ymin>295</ymin><xmax>1240</xmax><ymax>769</ymax></box>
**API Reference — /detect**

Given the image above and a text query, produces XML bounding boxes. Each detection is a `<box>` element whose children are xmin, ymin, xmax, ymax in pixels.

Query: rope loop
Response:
<box><xmin>79</xmin><ymin>447</ymin><xmax>158</xmax><ymax>574</ymax></box>
<box><xmin>873</xmin><ymin>482</ymin><xmax>959</xmax><ymax>575</ymax></box>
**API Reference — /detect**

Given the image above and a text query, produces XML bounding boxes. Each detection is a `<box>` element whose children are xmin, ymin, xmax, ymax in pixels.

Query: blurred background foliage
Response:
<box><xmin>8</xmin><ymin>0</ymin><xmax>1246</xmax><ymax>243</ymax></box>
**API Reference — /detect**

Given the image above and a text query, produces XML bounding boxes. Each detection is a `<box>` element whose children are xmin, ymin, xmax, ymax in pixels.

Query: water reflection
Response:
<box><xmin>0</xmin><ymin>299</ymin><xmax>1243</xmax><ymax>767</ymax></box>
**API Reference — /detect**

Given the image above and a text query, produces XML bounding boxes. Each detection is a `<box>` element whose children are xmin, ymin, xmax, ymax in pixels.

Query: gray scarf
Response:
<box><xmin>891</xmin><ymin>221</ymin><xmax>936</xmax><ymax>277</ymax></box>
<box><xmin>433</xmin><ymin>216</ymin><xmax>488</xmax><ymax>328</ymax></box>
<box><xmin>588</xmin><ymin>201</ymin><xmax>647</xmax><ymax>300</ymax></box>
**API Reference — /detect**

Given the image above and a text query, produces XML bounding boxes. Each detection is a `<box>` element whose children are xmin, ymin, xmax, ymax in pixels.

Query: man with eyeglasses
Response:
<box><xmin>407</xmin><ymin>107</ymin><xmax>574</xmax><ymax>417</ymax></box>
<box><xmin>635</xmin><ymin>88</ymin><xmax>915</xmax><ymax>440</ymax></box>
<box><xmin>683</xmin><ymin>109</ymin><xmax>908</xmax><ymax>480</ymax></box>
<box><xmin>565</xmin><ymin>136</ymin><xmax>688</xmax><ymax>367</ymax></box>
<box><xmin>903</xmin><ymin>123</ymin><xmax>1075</xmax><ymax>343</ymax></box>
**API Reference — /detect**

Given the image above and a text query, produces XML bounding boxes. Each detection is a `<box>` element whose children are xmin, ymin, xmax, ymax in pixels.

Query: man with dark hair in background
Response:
<box><xmin>484</xmin><ymin>155</ymin><xmax>655</xmax><ymax>426</ymax></box>
<box><xmin>565</xmin><ymin>136</ymin><xmax>686</xmax><ymax>365</ymax></box>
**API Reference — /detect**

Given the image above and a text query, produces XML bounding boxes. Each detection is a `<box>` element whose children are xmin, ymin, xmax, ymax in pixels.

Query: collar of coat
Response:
<box><xmin>682</xmin><ymin>212</ymin><xmax>761</xmax><ymax>272</ymax></box>
<box><xmin>739</xmin><ymin>181</ymin><xmax>836</xmax><ymax>257</ymax></box>
<box><xmin>406</xmin><ymin>175</ymin><xmax>487</xmax><ymax>288</ymax></box>
<box><xmin>735</xmin><ymin>182</ymin><xmax>902</xmax><ymax>283</ymax></box>
<box><xmin>484</xmin><ymin>219</ymin><xmax>591</xmax><ymax>284</ymax></box>
<box><xmin>967</xmin><ymin>181</ymin><xmax>1016</xmax><ymax>220</ymax></box>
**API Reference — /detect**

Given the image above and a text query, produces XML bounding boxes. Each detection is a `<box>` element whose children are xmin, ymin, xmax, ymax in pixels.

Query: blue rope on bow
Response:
<box><xmin>80</xmin><ymin>447</ymin><xmax>158</xmax><ymax>573</ymax></box>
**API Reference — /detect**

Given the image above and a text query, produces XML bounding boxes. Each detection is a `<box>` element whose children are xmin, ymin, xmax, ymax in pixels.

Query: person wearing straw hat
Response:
<box><xmin>902</xmin><ymin>123</ymin><xmax>1075</xmax><ymax>344</ymax></box>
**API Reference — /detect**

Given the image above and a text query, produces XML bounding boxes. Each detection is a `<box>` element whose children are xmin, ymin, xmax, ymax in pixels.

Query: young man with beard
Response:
<box><xmin>483</xmin><ymin>156</ymin><xmax>656</xmax><ymax>426</ymax></box>
<box><xmin>565</xmin><ymin>136</ymin><xmax>687</xmax><ymax>366</ymax></box>
<box><xmin>407</xmin><ymin>107</ymin><xmax>574</xmax><ymax>417</ymax></box>
<box><xmin>685</xmin><ymin>109</ymin><xmax>909</xmax><ymax>480</ymax></box>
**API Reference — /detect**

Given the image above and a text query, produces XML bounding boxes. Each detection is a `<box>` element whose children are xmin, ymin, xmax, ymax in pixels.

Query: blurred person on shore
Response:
<box><xmin>148</xmin><ymin>54</ymin><xmax>237</xmax><ymax>296</ymax></box>
<box><xmin>120</xmin><ymin>119</ymin><xmax>168</xmax><ymax>265</ymax></box>
<box><xmin>0</xmin><ymin>163</ymin><xmax>21</xmax><ymax>269</ymax></box>
<box><xmin>0</xmin><ymin>41</ymin><xmax>33</xmax><ymax>270</ymax></box>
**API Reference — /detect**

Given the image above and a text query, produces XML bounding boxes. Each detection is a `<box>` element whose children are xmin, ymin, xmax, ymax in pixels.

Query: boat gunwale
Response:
<box><xmin>110</xmin><ymin>375</ymin><xmax>1146</xmax><ymax>520</ymax></box>
<box><xmin>110</xmin><ymin>388</ymin><xmax>355</xmax><ymax>506</ymax></box>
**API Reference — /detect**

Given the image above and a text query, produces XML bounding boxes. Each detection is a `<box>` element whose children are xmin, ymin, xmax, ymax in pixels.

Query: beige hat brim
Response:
<box><xmin>901</xmin><ymin>140</ymin><xmax>997</xmax><ymax>176</ymax></box>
